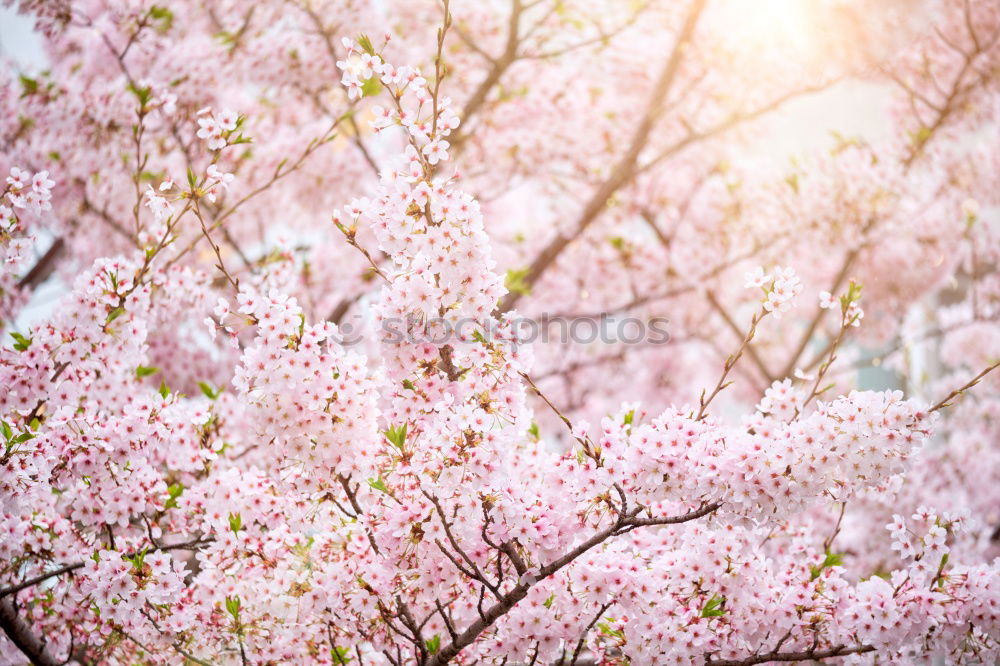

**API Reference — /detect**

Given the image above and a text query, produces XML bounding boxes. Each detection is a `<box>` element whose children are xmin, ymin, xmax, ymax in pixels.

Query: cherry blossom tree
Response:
<box><xmin>1</xmin><ymin>0</ymin><xmax>999</xmax><ymax>664</ymax></box>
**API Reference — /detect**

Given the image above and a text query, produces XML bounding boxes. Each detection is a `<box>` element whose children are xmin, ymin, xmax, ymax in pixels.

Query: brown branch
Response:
<box><xmin>435</xmin><ymin>598</ymin><xmax>459</xmax><ymax>643</ymax></box>
<box><xmin>778</xmin><ymin>238</ymin><xmax>864</xmax><ymax>380</ymax></box>
<box><xmin>928</xmin><ymin>359</ymin><xmax>1000</xmax><ymax>413</ymax></box>
<box><xmin>794</xmin><ymin>303</ymin><xmax>858</xmax><ymax>417</ymax></box>
<box><xmin>696</xmin><ymin>305</ymin><xmax>768</xmax><ymax>421</ymax></box>
<box><xmin>166</xmin><ymin>114</ymin><xmax>346</xmax><ymax>270</ymax></box>
<box><xmin>423</xmin><ymin>491</ymin><xmax>501</xmax><ymax>598</ymax></box>
<box><xmin>707</xmin><ymin>643</ymin><xmax>875</xmax><ymax>665</ymax></box>
<box><xmin>519</xmin><ymin>371</ymin><xmax>589</xmax><ymax>448</ymax></box>
<box><xmin>82</xmin><ymin>194</ymin><xmax>137</xmax><ymax>242</ymax></box>
<box><xmin>569</xmin><ymin>601</ymin><xmax>612</xmax><ymax>666</ymax></box>
<box><xmin>1</xmin><ymin>537</ymin><xmax>212</xmax><ymax>665</ymax></box>
<box><xmin>448</xmin><ymin>0</ymin><xmax>525</xmax><ymax>151</ymax></box>
<box><xmin>16</xmin><ymin>238</ymin><xmax>65</xmax><ymax>291</ymax></box>
<box><xmin>327</xmin><ymin>293</ymin><xmax>360</xmax><ymax>323</ymax></box>
<box><xmin>0</xmin><ymin>598</ymin><xmax>61</xmax><ymax>666</ymax></box>
<box><xmin>438</xmin><ymin>345</ymin><xmax>464</xmax><ymax>382</ymax></box>
<box><xmin>337</xmin><ymin>475</ymin><xmax>381</xmax><ymax>555</ymax></box>
<box><xmin>194</xmin><ymin>200</ymin><xmax>241</xmax><ymax>294</ymax></box>
<box><xmin>297</xmin><ymin>6</ymin><xmax>380</xmax><ymax>177</ymax></box>
<box><xmin>521</xmin><ymin>4</ymin><xmax>645</xmax><ymax>61</ymax></box>
<box><xmin>706</xmin><ymin>291</ymin><xmax>773</xmax><ymax>384</ymax></box>
<box><xmin>497</xmin><ymin>0</ymin><xmax>707</xmax><ymax>313</ymax></box>
<box><xmin>425</xmin><ymin>501</ymin><xmax>721</xmax><ymax>665</ymax></box>
<box><xmin>0</xmin><ymin>537</ymin><xmax>213</xmax><ymax>599</ymax></box>
<box><xmin>900</xmin><ymin>23</ymin><xmax>996</xmax><ymax>169</ymax></box>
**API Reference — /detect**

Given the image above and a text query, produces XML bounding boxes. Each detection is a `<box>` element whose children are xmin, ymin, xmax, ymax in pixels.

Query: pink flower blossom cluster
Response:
<box><xmin>1</xmin><ymin>1</ymin><xmax>1000</xmax><ymax>665</ymax></box>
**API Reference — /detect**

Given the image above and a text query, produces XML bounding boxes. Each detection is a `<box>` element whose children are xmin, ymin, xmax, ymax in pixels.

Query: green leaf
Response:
<box><xmin>361</xmin><ymin>77</ymin><xmax>382</xmax><ymax>98</ymax></box>
<box><xmin>784</xmin><ymin>173</ymin><xmax>799</xmax><ymax>194</ymax></box>
<box><xmin>0</xmin><ymin>421</ymin><xmax>12</xmax><ymax>442</ymax></box>
<box><xmin>228</xmin><ymin>512</ymin><xmax>242</xmax><ymax>534</ymax></box>
<box><xmin>543</xmin><ymin>593</ymin><xmax>555</xmax><ymax>609</ymax></box>
<box><xmin>127</xmin><ymin>547</ymin><xmax>148</xmax><ymax>571</ymax></box>
<box><xmin>622</xmin><ymin>409</ymin><xmax>635</xmax><ymax>427</ymax></box>
<box><xmin>356</xmin><ymin>33</ymin><xmax>375</xmax><ymax>55</ymax></box>
<box><xmin>700</xmin><ymin>594</ymin><xmax>726</xmax><ymax>618</ymax></box>
<box><xmin>384</xmin><ymin>424</ymin><xmax>408</xmax><ymax>451</ymax></box>
<box><xmin>106</xmin><ymin>306</ymin><xmax>125</xmax><ymax>323</ymax></box>
<box><xmin>158</xmin><ymin>380</ymin><xmax>171</xmax><ymax>399</ymax></box>
<box><xmin>528</xmin><ymin>422</ymin><xmax>540</xmax><ymax>440</ymax></box>
<box><xmin>225</xmin><ymin>595</ymin><xmax>241</xmax><ymax>619</ymax></box>
<box><xmin>148</xmin><ymin>5</ymin><xmax>174</xmax><ymax>31</ymax></box>
<box><xmin>19</xmin><ymin>75</ymin><xmax>38</xmax><ymax>97</ymax></box>
<box><xmin>401</xmin><ymin>379</ymin><xmax>416</xmax><ymax>391</ymax></box>
<box><xmin>198</xmin><ymin>381</ymin><xmax>221</xmax><ymax>400</ymax></box>
<box><xmin>135</xmin><ymin>365</ymin><xmax>159</xmax><ymax>378</ymax></box>
<box><xmin>330</xmin><ymin>646</ymin><xmax>353</xmax><ymax>663</ymax></box>
<box><xmin>367</xmin><ymin>477</ymin><xmax>389</xmax><ymax>494</ymax></box>
<box><xmin>126</xmin><ymin>82</ymin><xmax>152</xmax><ymax>108</ymax></box>
<box><xmin>912</xmin><ymin>126</ymin><xmax>932</xmax><ymax>146</ymax></box>
<box><xmin>10</xmin><ymin>331</ymin><xmax>32</xmax><ymax>351</ymax></box>
<box><xmin>214</xmin><ymin>30</ymin><xmax>236</xmax><ymax>47</ymax></box>
<box><xmin>164</xmin><ymin>482</ymin><xmax>184</xmax><ymax>510</ymax></box>
<box><xmin>810</xmin><ymin>551</ymin><xmax>844</xmax><ymax>580</ymax></box>
<box><xmin>425</xmin><ymin>635</ymin><xmax>441</xmax><ymax>655</ymax></box>
<box><xmin>596</xmin><ymin>621</ymin><xmax>625</xmax><ymax>639</ymax></box>
<box><xmin>936</xmin><ymin>552</ymin><xmax>950</xmax><ymax>588</ymax></box>
<box><xmin>504</xmin><ymin>268</ymin><xmax>532</xmax><ymax>297</ymax></box>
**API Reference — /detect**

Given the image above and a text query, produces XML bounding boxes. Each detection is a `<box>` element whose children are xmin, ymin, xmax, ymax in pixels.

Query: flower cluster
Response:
<box><xmin>196</xmin><ymin>107</ymin><xmax>240</xmax><ymax>150</ymax></box>
<box><xmin>820</xmin><ymin>288</ymin><xmax>865</xmax><ymax>327</ymax></box>
<box><xmin>1</xmin><ymin>1</ymin><xmax>1000</xmax><ymax>664</ymax></box>
<box><xmin>744</xmin><ymin>265</ymin><xmax>803</xmax><ymax>315</ymax></box>
<box><xmin>230</xmin><ymin>287</ymin><xmax>382</xmax><ymax>487</ymax></box>
<box><xmin>5</xmin><ymin>167</ymin><xmax>53</xmax><ymax>214</ymax></box>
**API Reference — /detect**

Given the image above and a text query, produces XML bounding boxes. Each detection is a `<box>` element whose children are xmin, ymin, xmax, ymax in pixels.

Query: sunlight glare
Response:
<box><xmin>718</xmin><ymin>0</ymin><xmax>816</xmax><ymax>55</ymax></box>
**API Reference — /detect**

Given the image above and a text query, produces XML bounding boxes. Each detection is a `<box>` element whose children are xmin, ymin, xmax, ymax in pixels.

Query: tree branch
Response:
<box><xmin>708</xmin><ymin>643</ymin><xmax>875</xmax><ymax>665</ymax></box>
<box><xmin>929</xmin><ymin>359</ymin><xmax>1000</xmax><ymax>413</ymax></box>
<box><xmin>497</xmin><ymin>0</ymin><xmax>707</xmax><ymax>313</ymax></box>
<box><xmin>0</xmin><ymin>537</ymin><xmax>213</xmax><ymax>599</ymax></box>
<box><xmin>425</xmin><ymin>501</ymin><xmax>720</xmax><ymax>665</ymax></box>
<box><xmin>0</xmin><ymin>598</ymin><xmax>61</xmax><ymax>666</ymax></box>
